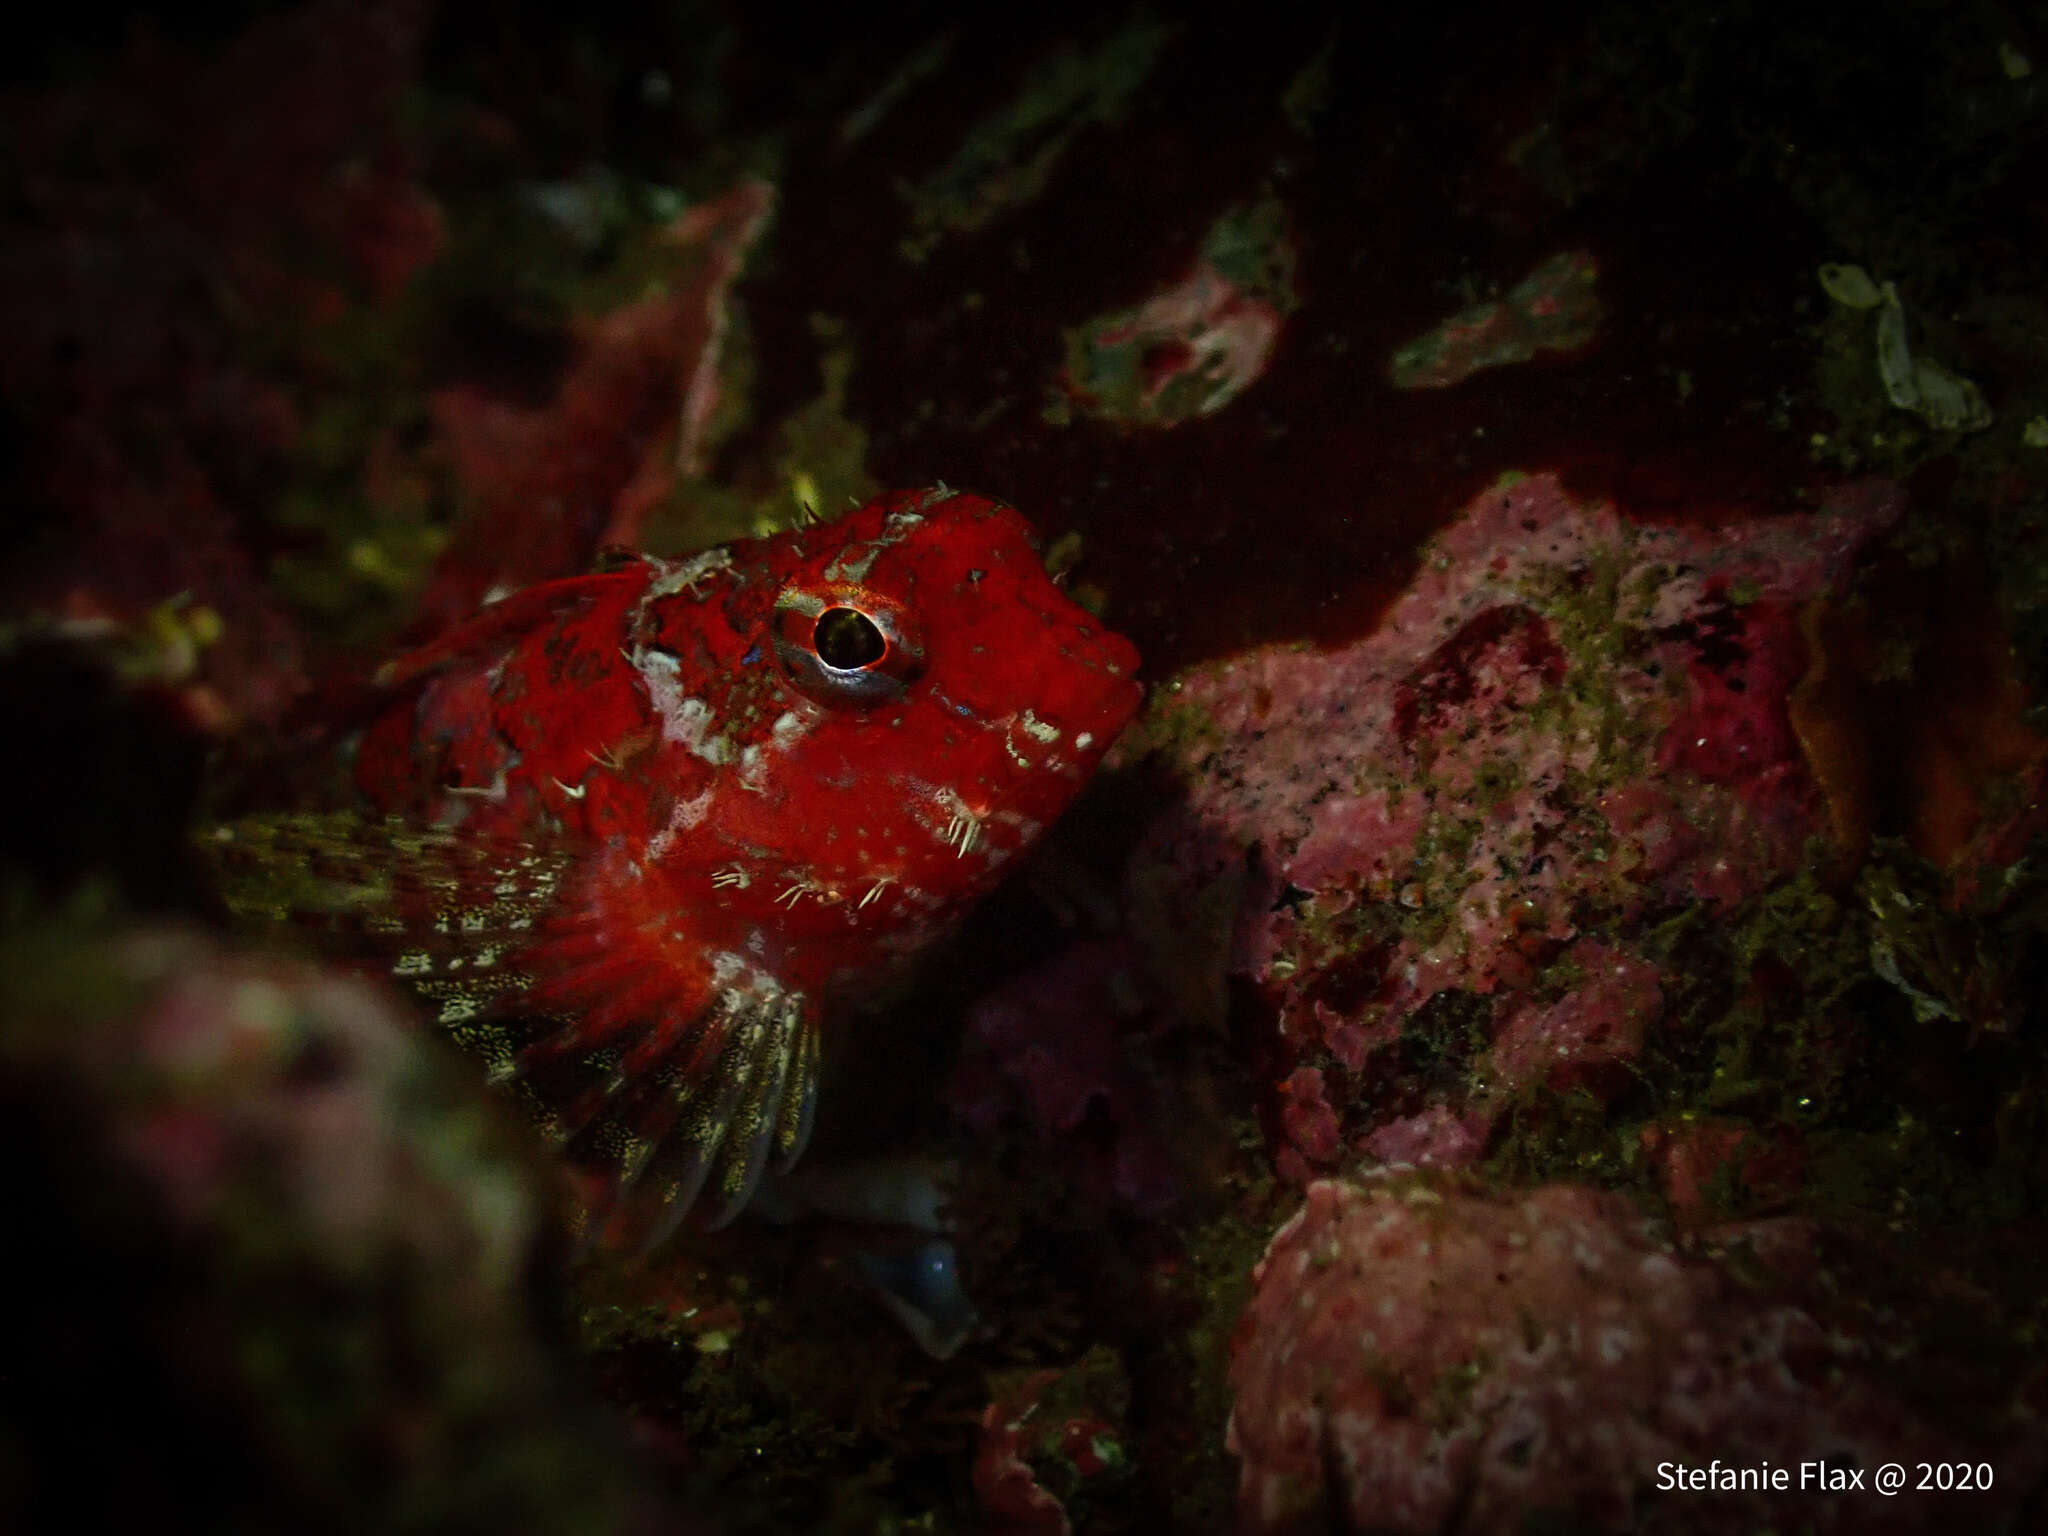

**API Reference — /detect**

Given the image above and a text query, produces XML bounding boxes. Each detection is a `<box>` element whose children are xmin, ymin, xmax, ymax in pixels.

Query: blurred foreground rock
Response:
<box><xmin>1227</xmin><ymin>1176</ymin><xmax>2047</xmax><ymax>1534</ymax></box>
<box><xmin>0</xmin><ymin>919</ymin><xmax>674</xmax><ymax>1533</ymax></box>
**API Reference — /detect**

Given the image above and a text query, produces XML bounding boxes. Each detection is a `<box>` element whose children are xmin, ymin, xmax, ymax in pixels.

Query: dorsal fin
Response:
<box><xmin>374</xmin><ymin>566</ymin><xmax>643</xmax><ymax>691</ymax></box>
<box><xmin>199</xmin><ymin>810</ymin><xmax>574</xmax><ymax>947</ymax></box>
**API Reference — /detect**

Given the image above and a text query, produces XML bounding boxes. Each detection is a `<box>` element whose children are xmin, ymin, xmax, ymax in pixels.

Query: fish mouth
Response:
<box><xmin>1052</xmin><ymin>620</ymin><xmax>1145</xmax><ymax>744</ymax></box>
<box><xmin>1008</xmin><ymin>634</ymin><xmax>1144</xmax><ymax>788</ymax></box>
<box><xmin>1025</xmin><ymin>573</ymin><xmax>1144</xmax><ymax>724</ymax></box>
<box><xmin>1069</xmin><ymin>664</ymin><xmax>1144</xmax><ymax>753</ymax></box>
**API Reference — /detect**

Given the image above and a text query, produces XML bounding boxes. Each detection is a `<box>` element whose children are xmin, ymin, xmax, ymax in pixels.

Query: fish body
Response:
<box><xmin>206</xmin><ymin>488</ymin><xmax>1140</xmax><ymax>1242</ymax></box>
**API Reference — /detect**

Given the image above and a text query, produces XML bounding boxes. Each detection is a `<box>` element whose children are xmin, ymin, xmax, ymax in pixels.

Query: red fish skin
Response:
<box><xmin>349</xmin><ymin>488</ymin><xmax>1141</xmax><ymax>1187</ymax></box>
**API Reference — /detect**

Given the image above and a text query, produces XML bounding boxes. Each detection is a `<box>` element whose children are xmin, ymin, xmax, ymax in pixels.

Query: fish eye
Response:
<box><xmin>773</xmin><ymin>590</ymin><xmax>924</xmax><ymax>710</ymax></box>
<box><xmin>814</xmin><ymin>606</ymin><xmax>887</xmax><ymax>670</ymax></box>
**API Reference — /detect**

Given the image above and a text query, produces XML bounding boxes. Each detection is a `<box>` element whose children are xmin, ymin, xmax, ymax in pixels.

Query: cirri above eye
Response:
<box><xmin>773</xmin><ymin>589</ymin><xmax>925</xmax><ymax>708</ymax></box>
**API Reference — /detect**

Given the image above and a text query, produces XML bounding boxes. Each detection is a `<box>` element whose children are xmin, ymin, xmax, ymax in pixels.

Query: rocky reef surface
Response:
<box><xmin>1229</xmin><ymin>1176</ymin><xmax>2042</xmax><ymax>1534</ymax></box>
<box><xmin>7</xmin><ymin>2</ymin><xmax>2048</xmax><ymax>1531</ymax></box>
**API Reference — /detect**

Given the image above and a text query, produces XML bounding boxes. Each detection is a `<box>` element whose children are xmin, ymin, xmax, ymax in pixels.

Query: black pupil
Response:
<box><xmin>814</xmin><ymin>606</ymin><xmax>887</xmax><ymax>670</ymax></box>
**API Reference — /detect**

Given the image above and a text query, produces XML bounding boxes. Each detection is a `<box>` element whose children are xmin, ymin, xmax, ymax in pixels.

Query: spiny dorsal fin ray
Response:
<box><xmin>199</xmin><ymin>810</ymin><xmax>575</xmax><ymax>950</ymax></box>
<box><xmin>373</xmin><ymin>568</ymin><xmax>632</xmax><ymax>691</ymax></box>
<box><xmin>200</xmin><ymin>808</ymin><xmax>587</xmax><ymax>1138</ymax></box>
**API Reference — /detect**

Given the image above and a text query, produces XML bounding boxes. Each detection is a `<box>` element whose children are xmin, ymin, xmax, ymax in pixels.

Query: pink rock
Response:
<box><xmin>951</xmin><ymin>938</ymin><xmax>1181</xmax><ymax>1214</ymax></box>
<box><xmin>1227</xmin><ymin>1176</ymin><xmax>2040</xmax><ymax>1533</ymax></box>
<box><xmin>1485</xmin><ymin>939</ymin><xmax>1661</xmax><ymax>1100</ymax></box>
<box><xmin>1655</xmin><ymin>592</ymin><xmax>1804</xmax><ymax>789</ymax></box>
<box><xmin>971</xmin><ymin>1351</ymin><xmax>1132</xmax><ymax>1536</ymax></box>
<box><xmin>963</xmin><ymin>939</ymin><xmax>1133</xmax><ymax>1137</ymax></box>
<box><xmin>1276</xmin><ymin>1066</ymin><xmax>1345</xmax><ymax>1166</ymax></box>
<box><xmin>974</xmin><ymin>1371</ymin><xmax>1074</xmax><ymax>1536</ymax></box>
<box><xmin>1358</xmin><ymin>1103</ymin><xmax>1489</xmax><ymax>1169</ymax></box>
<box><xmin>1640</xmin><ymin>1117</ymin><xmax>1805</xmax><ymax>1228</ymax></box>
<box><xmin>1138</xmin><ymin>472</ymin><xmax>1903</xmax><ymax>1174</ymax></box>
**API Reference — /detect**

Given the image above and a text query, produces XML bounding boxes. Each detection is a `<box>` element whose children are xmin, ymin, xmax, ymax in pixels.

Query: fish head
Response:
<box><xmin>632</xmin><ymin>487</ymin><xmax>1141</xmax><ymax>977</ymax></box>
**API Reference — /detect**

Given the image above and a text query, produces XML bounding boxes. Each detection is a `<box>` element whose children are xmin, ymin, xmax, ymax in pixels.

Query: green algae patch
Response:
<box><xmin>575</xmin><ymin>1232</ymin><xmax>972</xmax><ymax>1530</ymax></box>
<box><xmin>1388</xmin><ymin>251</ymin><xmax>1603</xmax><ymax>391</ymax></box>
<box><xmin>264</xmin><ymin>293</ymin><xmax>449</xmax><ymax>653</ymax></box>
<box><xmin>770</xmin><ymin>315</ymin><xmax>883</xmax><ymax>527</ymax></box>
<box><xmin>640</xmin><ymin>309</ymin><xmax>878</xmax><ymax>559</ymax></box>
<box><xmin>899</xmin><ymin>18</ymin><xmax>1177</xmax><ymax>263</ymax></box>
<box><xmin>1477</xmin><ymin>835</ymin><xmax>2048</xmax><ymax>1254</ymax></box>
<box><xmin>1279</xmin><ymin>29</ymin><xmax>1337</xmax><ymax>136</ymax></box>
<box><xmin>1150</xmin><ymin>1143</ymin><xmax>1289</xmax><ymax>1534</ymax></box>
<box><xmin>1125</xmin><ymin>676</ymin><xmax>1228</xmax><ymax>769</ymax></box>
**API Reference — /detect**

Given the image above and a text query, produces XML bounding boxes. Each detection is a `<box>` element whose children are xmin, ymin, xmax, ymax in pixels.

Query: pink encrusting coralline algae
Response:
<box><xmin>1226</xmin><ymin>1176</ymin><xmax>2042</xmax><ymax>1534</ymax></box>
<box><xmin>1139</xmin><ymin>470</ymin><xmax>1904</xmax><ymax>1179</ymax></box>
